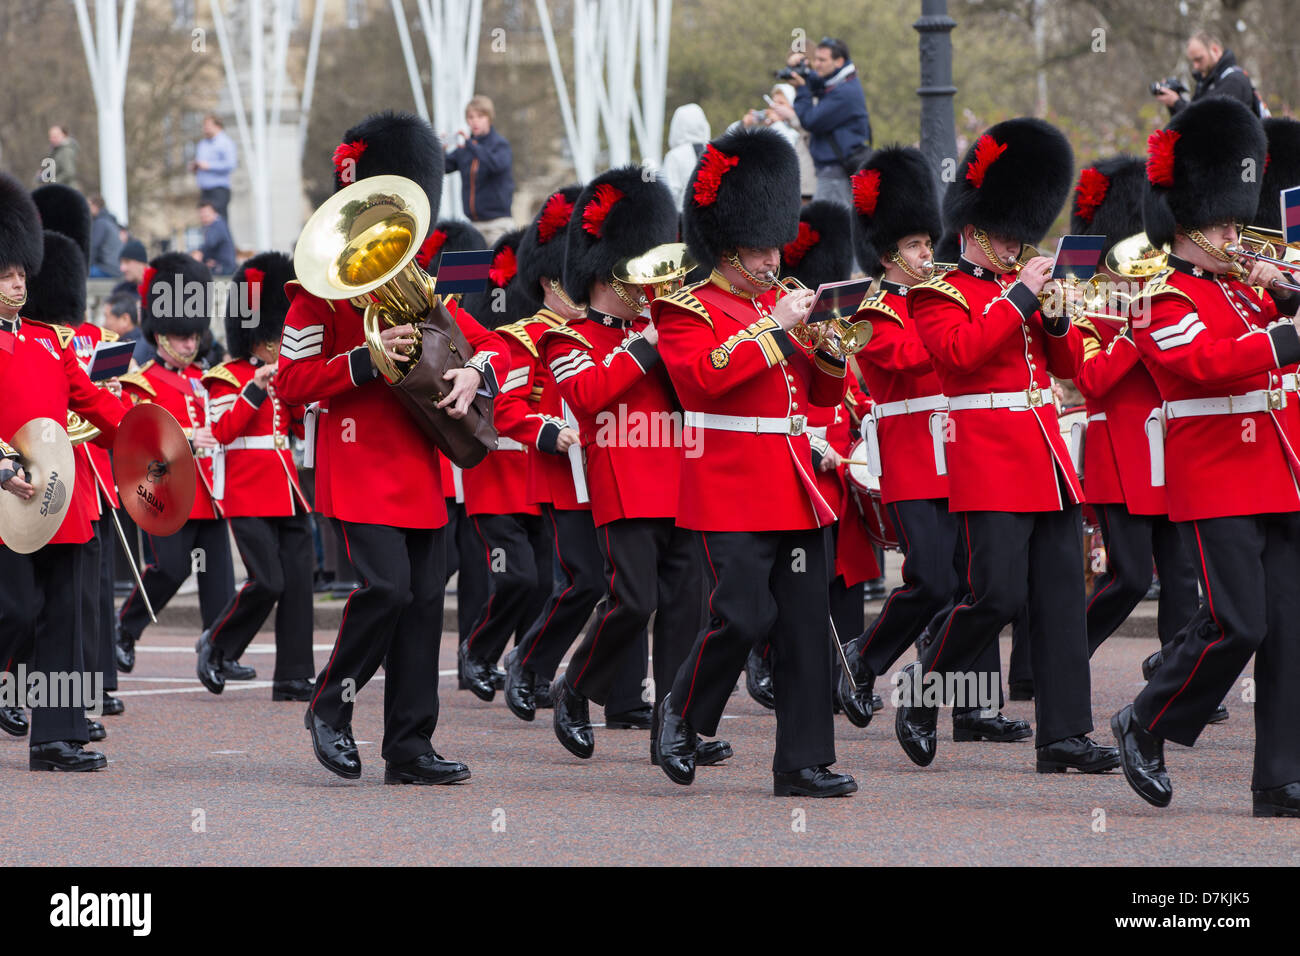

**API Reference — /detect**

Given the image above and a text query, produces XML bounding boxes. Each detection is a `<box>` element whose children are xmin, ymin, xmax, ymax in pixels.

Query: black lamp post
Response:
<box><xmin>914</xmin><ymin>0</ymin><xmax>959</xmax><ymax>195</ymax></box>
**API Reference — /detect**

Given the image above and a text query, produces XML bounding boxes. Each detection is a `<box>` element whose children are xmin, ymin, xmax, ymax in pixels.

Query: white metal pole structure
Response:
<box><xmin>73</xmin><ymin>0</ymin><xmax>137</xmax><ymax>224</ymax></box>
<box><xmin>535</xmin><ymin>0</ymin><xmax>672</xmax><ymax>182</ymax></box>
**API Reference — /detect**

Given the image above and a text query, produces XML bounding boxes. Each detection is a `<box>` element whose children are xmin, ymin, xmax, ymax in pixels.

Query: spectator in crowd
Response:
<box><xmin>787</xmin><ymin>37</ymin><xmax>872</xmax><ymax>208</ymax></box>
<box><xmin>118</xmin><ymin>238</ymin><xmax>149</xmax><ymax>287</ymax></box>
<box><xmin>1154</xmin><ymin>31</ymin><xmax>1261</xmax><ymax>116</ymax></box>
<box><xmin>444</xmin><ymin>95</ymin><xmax>515</xmax><ymax>244</ymax></box>
<box><xmin>742</xmin><ymin>84</ymin><xmax>817</xmax><ymax>200</ymax></box>
<box><xmin>100</xmin><ymin>290</ymin><xmax>153</xmax><ymax>365</ymax></box>
<box><xmin>192</xmin><ymin>200</ymin><xmax>237</xmax><ymax>275</ymax></box>
<box><xmin>87</xmin><ymin>194</ymin><xmax>124</xmax><ymax>277</ymax></box>
<box><xmin>42</xmin><ymin>125</ymin><xmax>81</xmax><ymax>189</ymax></box>
<box><xmin>188</xmin><ymin>114</ymin><xmax>238</xmax><ymax>222</ymax></box>
<box><xmin>661</xmin><ymin>103</ymin><xmax>712</xmax><ymax>211</ymax></box>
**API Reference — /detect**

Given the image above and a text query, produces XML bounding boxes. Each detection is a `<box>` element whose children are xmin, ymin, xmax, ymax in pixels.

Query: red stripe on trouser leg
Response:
<box><xmin>680</xmin><ymin>534</ymin><xmax>721</xmax><ymax>719</ymax></box>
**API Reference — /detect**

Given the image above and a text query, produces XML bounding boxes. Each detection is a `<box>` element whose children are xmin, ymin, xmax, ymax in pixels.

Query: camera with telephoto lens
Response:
<box><xmin>1149</xmin><ymin>77</ymin><xmax>1188</xmax><ymax>96</ymax></box>
<box><xmin>776</xmin><ymin>62</ymin><xmax>815</xmax><ymax>82</ymax></box>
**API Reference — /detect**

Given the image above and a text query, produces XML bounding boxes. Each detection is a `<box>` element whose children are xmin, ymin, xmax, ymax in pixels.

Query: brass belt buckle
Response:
<box><xmin>275</xmin><ymin>433</ymin><xmax>288</xmax><ymax>449</ymax></box>
<box><xmin>788</xmin><ymin>414</ymin><xmax>807</xmax><ymax>436</ymax></box>
<box><xmin>1027</xmin><ymin>387</ymin><xmax>1043</xmax><ymax>407</ymax></box>
<box><xmin>1268</xmin><ymin>389</ymin><xmax>1284</xmax><ymax>411</ymax></box>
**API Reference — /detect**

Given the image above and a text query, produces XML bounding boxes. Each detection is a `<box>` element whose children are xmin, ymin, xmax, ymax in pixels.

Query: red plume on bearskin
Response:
<box><xmin>489</xmin><ymin>245</ymin><xmax>518</xmax><ymax>287</ymax></box>
<box><xmin>538</xmin><ymin>191</ymin><xmax>574</xmax><ymax>243</ymax></box>
<box><xmin>582</xmin><ymin>184</ymin><xmax>624</xmax><ymax>237</ymax></box>
<box><xmin>851</xmin><ymin>168</ymin><xmax>881</xmax><ymax>216</ymax></box>
<box><xmin>333</xmin><ymin>139</ymin><xmax>367</xmax><ymax>180</ymax></box>
<box><xmin>1073</xmin><ymin>167</ymin><xmax>1110</xmax><ymax>224</ymax></box>
<box><xmin>1146</xmin><ymin>129</ymin><xmax>1180</xmax><ymax>187</ymax></box>
<box><xmin>965</xmin><ymin>134</ymin><xmax>1008</xmax><ymax>188</ymax></box>
<box><xmin>416</xmin><ymin>229</ymin><xmax>447</xmax><ymax>270</ymax></box>
<box><xmin>692</xmin><ymin>144</ymin><xmax>740</xmax><ymax>208</ymax></box>
<box><xmin>138</xmin><ymin>265</ymin><xmax>158</xmax><ymax>301</ymax></box>
<box><xmin>782</xmin><ymin>221</ymin><xmax>821</xmax><ymax>266</ymax></box>
<box><xmin>242</xmin><ymin>266</ymin><xmax>265</xmax><ymax>313</ymax></box>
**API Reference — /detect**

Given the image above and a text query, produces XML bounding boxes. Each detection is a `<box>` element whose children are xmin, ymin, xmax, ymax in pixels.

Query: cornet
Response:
<box><xmin>766</xmin><ymin>273</ymin><xmax>872</xmax><ymax>356</ymax></box>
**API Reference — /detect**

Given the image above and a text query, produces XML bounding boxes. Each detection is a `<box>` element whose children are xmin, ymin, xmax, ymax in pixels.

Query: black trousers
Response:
<box><xmin>1087</xmin><ymin>503</ymin><xmax>1199</xmax><ymax>654</ymax></box>
<box><xmin>118</xmin><ymin>518</ymin><xmax>234</xmax><ymax>642</ymax></box>
<box><xmin>462</xmin><ymin>513</ymin><xmax>550</xmax><ymax>665</ymax></box>
<box><xmin>311</xmin><ymin>520</ymin><xmax>446</xmax><ymax>764</ymax></box>
<box><xmin>199</xmin><ymin>185</ymin><xmax>231</xmax><ymax>222</ymax></box>
<box><xmin>921</xmin><ymin>507</ymin><xmax>1092</xmax><ymax>746</ymax></box>
<box><xmin>670</xmin><ymin>528</ymin><xmax>836</xmax><ymax>773</ymax></box>
<box><xmin>566</xmin><ymin>518</ymin><xmax>702</xmax><ymax>710</ymax></box>
<box><xmin>80</xmin><ymin>521</ymin><xmax>105</xmax><ymax>691</ymax></box>
<box><xmin>445</xmin><ymin>500</ymin><xmax>489</xmax><ymax>643</ymax></box>
<box><xmin>97</xmin><ymin>514</ymin><xmax>118</xmax><ymax>691</ymax></box>
<box><xmin>0</xmin><ymin>544</ymin><xmax>89</xmax><ymax>745</ymax></box>
<box><xmin>1135</xmin><ymin>513</ymin><xmax>1300</xmax><ymax>789</ymax></box>
<box><xmin>206</xmin><ymin>514</ymin><xmax>315</xmax><ymax>680</ymax></box>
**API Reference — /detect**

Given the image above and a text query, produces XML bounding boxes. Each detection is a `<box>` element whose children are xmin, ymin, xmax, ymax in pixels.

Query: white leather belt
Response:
<box><xmin>496</xmin><ymin>436</ymin><xmax>526</xmax><ymax>452</ymax></box>
<box><xmin>1282</xmin><ymin>373</ymin><xmax>1298</xmax><ymax>392</ymax></box>
<box><xmin>225</xmin><ymin>435</ymin><xmax>288</xmax><ymax>451</ymax></box>
<box><xmin>684</xmin><ymin>411</ymin><xmax>808</xmax><ymax>436</ymax></box>
<box><xmin>872</xmin><ymin>393</ymin><xmax>948</xmax><ymax>420</ymax></box>
<box><xmin>805</xmin><ymin>425</ymin><xmax>828</xmax><ymax>439</ymax></box>
<box><xmin>947</xmin><ymin>387</ymin><xmax>1052</xmax><ymax>412</ymax></box>
<box><xmin>1087</xmin><ymin>412</ymin><xmax>1107</xmax><ymax>423</ymax></box>
<box><xmin>1164</xmin><ymin>389</ymin><xmax>1285</xmax><ymax>420</ymax></box>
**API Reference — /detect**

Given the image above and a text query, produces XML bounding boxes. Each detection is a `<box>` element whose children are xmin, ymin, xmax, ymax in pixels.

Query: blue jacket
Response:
<box><xmin>200</xmin><ymin>217</ymin><xmax>237</xmax><ymax>275</ymax></box>
<box><xmin>794</xmin><ymin>65</ymin><xmax>872</xmax><ymax>168</ymax></box>
<box><xmin>444</xmin><ymin>127</ymin><xmax>515</xmax><ymax>221</ymax></box>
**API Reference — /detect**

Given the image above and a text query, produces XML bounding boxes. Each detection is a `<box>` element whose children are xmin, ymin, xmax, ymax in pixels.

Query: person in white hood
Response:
<box><xmin>660</xmin><ymin>104</ymin><xmax>711</xmax><ymax>211</ymax></box>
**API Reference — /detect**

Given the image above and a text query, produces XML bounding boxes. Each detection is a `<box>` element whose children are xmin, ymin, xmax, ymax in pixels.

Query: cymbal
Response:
<box><xmin>0</xmin><ymin>417</ymin><xmax>76</xmax><ymax>554</ymax></box>
<box><xmin>112</xmin><ymin>403</ymin><xmax>196</xmax><ymax>537</ymax></box>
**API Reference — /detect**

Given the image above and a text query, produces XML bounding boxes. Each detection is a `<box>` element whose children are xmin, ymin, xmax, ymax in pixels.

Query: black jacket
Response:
<box><xmin>444</xmin><ymin>127</ymin><xmax>514</xmax><ymax>221</ymax></box>
<box><xmin>1169</xmin><ymin>48</ymin><xmax>1256</xmax><ymax>116</ymax></box>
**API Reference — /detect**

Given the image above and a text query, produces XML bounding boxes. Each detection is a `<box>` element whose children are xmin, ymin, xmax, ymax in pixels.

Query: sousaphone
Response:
<box><xmin>0</xmin><ymin>417</ymin><xmax>75</xmax><ymax>554</ymax></box>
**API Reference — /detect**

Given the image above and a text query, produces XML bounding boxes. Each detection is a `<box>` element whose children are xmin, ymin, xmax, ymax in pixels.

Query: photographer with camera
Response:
<box><xmin>783</xmin><ymin>37</ymin><xmax>872</xmax><ymax>208</ymax></box>
<box><xmin>1152</xmin><ymin>31</ymin><xmax>1262</xmax><ymax>117</ymax></box>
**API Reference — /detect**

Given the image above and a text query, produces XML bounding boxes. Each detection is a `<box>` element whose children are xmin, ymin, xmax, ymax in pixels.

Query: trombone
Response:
<box><xmin>1225</xmin><ymin>225</ymin><xmax>1300</xmax><ymax>291</ymax></box>
<box><xmin>766</xmin><ymin>273</ymin><xmax>872</xmax><ymax>356</ymax></box>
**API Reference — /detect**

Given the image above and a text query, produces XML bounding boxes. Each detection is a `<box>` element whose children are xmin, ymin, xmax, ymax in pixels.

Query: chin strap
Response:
<box><xmin>972</xmin><ymin>229</ymin><xmax>1017</xmax><ymax>274</ymax></box>
<box><xmin>1184</xmin><ymin>228</ymin><xmax>1237</xmax><ymax>268</ymax></box>
<box><xmin>0</xmin><ymin>288</ymin><xmax>26</xmax><ymax>310</ymax></box>
<box><xmin>889</xmin><ymin>250</ymin><xmax>930</xmax><ymax>283</ymax></box>
<box><xmin>548</xmin><ymin>278</ymin><xmax>585</xmax><ymax>312</ymax></box>
<box><xmin>726</xmin><ymin>252</ymin><xmax>777</xmax><ymax>291</ymax></box>
<box><xmin>609</xmin><ymin>278</ymin><xmax>647</xmax><ymax>314</ymax></box>
<box><xmin>157</xmin><ymin>339</ymin><xmax>196</xmax><ymax>369</ymax></box>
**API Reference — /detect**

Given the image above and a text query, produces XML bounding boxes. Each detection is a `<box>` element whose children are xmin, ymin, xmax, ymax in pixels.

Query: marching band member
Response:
<box><xmin>0</xmin><ymin>173</ymin><xmax>126</xmax><ymax>770</ymax></box>
<box><xmin>540</xmin><ymin>166</ymin><xmax>719</xmax><ymax>763</ymax></box>
<box><xmin>899</xmin><ymin>118</ymin><xmax>1120</xmax><ymax>775</ymax></box>
<box><xmin>195</xmin><ymin>253</ymin><xmax>316</xmax><ymax>700</ymax></box>
<box><xmin>652</xmin><ymin>126</ymin><xmax>857</xmax><ymax>796</ymax></box>
<box><xmin>1112</xmin><ymin>98</ymin><xmax>1300</xmax><ymax>816</ymax></box>
<box><xmin>115</xmin><ymin>253</ymin><xmax>239</xmax><ymax>678</ymax></box>
<box><xmin>277</xmin><ymin>111</ymin><xmax>509</xmax><ymax>785</ymax></box>
<box><xmin>839</xmin><ymin>147</ymin><xmax>1020</xmax><ymax>743</ymax></box>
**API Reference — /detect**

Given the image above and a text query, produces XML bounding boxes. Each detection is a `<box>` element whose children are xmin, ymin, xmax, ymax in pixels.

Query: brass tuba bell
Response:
<box><xmin>612</xmin><ymin>243</ymin><xmax>698</xmax><ymax>301</ymax></box>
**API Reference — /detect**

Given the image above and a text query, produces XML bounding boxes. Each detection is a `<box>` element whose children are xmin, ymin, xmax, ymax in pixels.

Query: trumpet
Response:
<box><xmin>766</xmin><ymin>273</ymin><xmax>872</xmax><ymax>356</ymax></box>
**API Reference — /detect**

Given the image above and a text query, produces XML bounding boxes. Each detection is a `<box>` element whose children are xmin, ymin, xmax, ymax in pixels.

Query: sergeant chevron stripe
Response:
<box><xmin>280</xmin><ymin>324</ymin><xmax>324</xmax><ymax>360</ymax></box>
<box><xmin>1151</xmin><ymin>312</ymin><xmax>1206</xmax><ymax>350</ymax></box>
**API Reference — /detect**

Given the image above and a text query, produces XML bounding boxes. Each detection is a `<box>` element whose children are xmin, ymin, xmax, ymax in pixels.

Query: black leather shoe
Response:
<box><xmin>1111</xmin><ymin>704</ymin><xmax>1171</xmax><ymax>805</ymax></box>
<box><xmin>272</xmin><ymin>678</ymin><xmax>314</xmax><ymax>702</ymax></box>
<box><xmin>836</xmin><ymin>637</ymin><xmax>875</xmax><ymax>729</ymax></box>
<box><xmin>1141</xmin><ymin>649</ymin><xmax>1163</xmax><ymax>682</ymax></box>
<box><xmin>115</xmin><ymin>630</ymin><xmax>136</xmax><ymax>673</ymax></box>
<box><xmin>503</xmin><ymin>648</ymin><xmax>536</xmax><ymax>722</ymax></box>
<box><xmin>871</xmin><ymin>694</ymin><xmax>884</xmax><ymax>713</ymax></box>
<box><xmin>1008</xmin><ymin>680</ymin><xmax>1035</xmax><ymax>701</ymax></box>
<box><xmin>384</xmin><ymin>751</ymin><xmax>471</xmax><ymax>785</ymax></box>
<box><xmin>656</xmin><ymin>694</ymin><xmax>696</xmax><ymax>785</ymax></box>
<box><xmin>745</xmin><ymin>648</ymin><xmax>775</xmax><ymax>710</ymax></box>
<box><xmin>606</xmin><ymin>705</ymin><xmax>653</xmax><ymax>729</ymax></box>
<box><xmin>304</xmin><ymin>709</ymin><xmax>360</xmax><ymax>779</ymax></box>
<box><xmin>458</xmin><ymin>643</ymin><xmax>496</xmax><ymax>702</ymax></box>
<box><xmin>221</xmin><ymin>659</ymin><xmax>257</xmax><ymax>681</ymax></box>
<box><xmin>774</xmin><ymin>765</ymin><xmax>858</xmax><ymax>797</ymax></box>
<box><xmin>534</xmin><ymin>679</ymin><xmax>555</xmax><ymax>710</ymax></box>
<box><xmin>1036</xmin><ymin>734</ymin><xmax>1120</xmax><ymax>774</ymax></box>
<box><xmin>1208</xmin><ymin>703</ymin><xmax>1229</xmax><ymax>724</ymax></box>
<box><xmin>195</xmin><ymin>633</ymin><xmax>226</xmax><ymax>695</ymax></box>
<box><xmin>894</xmin><ymin>662</ymin><xmax>938</xmax><ymax>767</ymax></box>
<box><xmin>0</xmin><ymin>705</ymin><xmax>28</xmax><ymax>737</ymax></box>
<box><xmin>953</xmin><ymin>711</ymin><xmax>1032</xmax><ymax>742</ymax></box>
<box><xmin>551</xmin><ymin>678</ymin><xmax>594</xmax><ymax>759</ymax></box>
<box><xmin>1252</xmin><ymin>781</ymin><xmax>1300</xmax><ymax>817</ymax></box>
<box><xmin>30</xmin><ymin>741</ymin><xmax>107</xmax><ymax>772</ymax></box>
<box><xmin>100</xmin><ymin>695</ymin><xmax>125</xmax><ymax>716</ymax></box>
<box><xmin>86</xmin><ymin>719</ymin><xmax>107</xmax><ymax>742</ymax></box>
<box><xmin>489</xmin><ymin>664</ymin><xmax>506</xmax><ymax>691</ymax></box>
<box><xmin>696</xmin><ymin>739</ymin><xmax>733</xmax><ymax>766</ymax></box>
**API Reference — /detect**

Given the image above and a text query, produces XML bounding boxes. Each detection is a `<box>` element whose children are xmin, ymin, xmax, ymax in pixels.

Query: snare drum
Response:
<box><xmin>845</xmin><ymin>438</ymin><xmax>899</xmax><ymax>550</ymax></box>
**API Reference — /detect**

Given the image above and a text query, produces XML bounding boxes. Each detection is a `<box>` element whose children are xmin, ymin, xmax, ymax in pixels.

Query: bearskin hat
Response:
<box><xmin>1254</xmin><ymin>117</ymin><xmax>1300</xmax><ymax>231</ymax></box>
<box><xmin>562</xmin><ymin>166</ymin><xmax>677</xmax><ymax>302</ymax></box>
<box><xmin>943</xmin><ymin>117</ymin><xmax>1073</xmax><ymax>245</ymax></box>
<box><xmin>140</xmin><ymin>252</ymin><xmax>212</xmax><ymax>345</ymax></box>
<box><xmin>464</xmin><ymin>227</ymin><xmax>527</xmax><ymax>327</ymax></box>
<box><xmin>1070</xmin><ymin>155</ymin><xmax>1147</xmax><ymax>265</ymax></box>
<box><xmin>32</xmin><ymin>184</ymin><xmax>92</xmax><ymax>261</ymax></box>
<box><xmin>850</xmin><ymin>146</ymin><xmax>942</xmax><ymax>278</ymax></box>
<box><xmin>934</xmin><ymin>231</ymin><xmax>961</xmax><ymax>265</ymax></box>
<box><xmin>517</xmin><ymin>185</ymin><xmax>582</xmax><ymax>300</ymax></box>
<box><xmin>332</xmin><ymin>111</ymin><xmax>443</xmax><ymax>236</ymax></box>
<box><xmin>0</xmin><ymin>172</ymin><xmax>43</xmax><ymax>276</ymax></box>
<box><xmin>1143</xmin><ymin>97</ymin><xmax>1265</xmax><ymax>249</ymax></box>
<box><xmin>24</xmin><ymin>231</ymin><xmax>87</xmax><ymax>325</ymax></box>
<box><xmin>780</xmin><ymin>201</ymin><xmax>852</xmax><ymax>289</ymax></box>
<box><xmin>224</xmin><ymin>251</ymin><xmax>293</xmax><ymax>359</ymax></box>
<box><xmin>683</xmin><ymin>126</ymin><xmax>800</xmax><ymax>270</ymax></box>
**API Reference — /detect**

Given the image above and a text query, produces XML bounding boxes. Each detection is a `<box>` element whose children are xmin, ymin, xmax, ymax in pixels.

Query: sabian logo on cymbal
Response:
<box><xmin>136</xmin><ymin>484</ymin><xmax>164</xmax><ymax>514</ymax></box>
<box><xmin>38</xmin><ymin>470</ymin><xmax>65</xmax><ymax>517</ymax></box>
